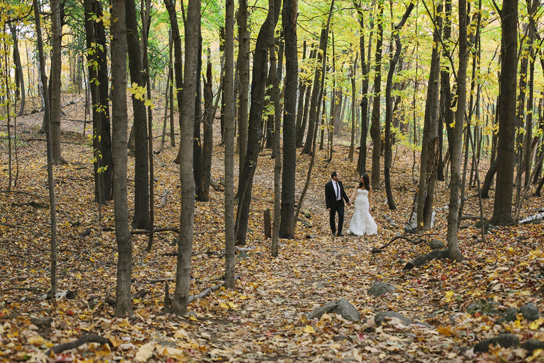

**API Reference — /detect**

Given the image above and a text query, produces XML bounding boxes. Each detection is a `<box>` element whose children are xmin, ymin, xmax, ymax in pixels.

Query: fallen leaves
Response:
<box><xmin>1</xmin><ymin>102</ymin><xmax>544</xmax><ymax>361</ymax></box>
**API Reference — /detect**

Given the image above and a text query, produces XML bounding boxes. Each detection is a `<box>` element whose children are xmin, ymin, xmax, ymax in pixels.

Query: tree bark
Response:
<box><xmin>111</xmin><ymin>0</ymin><xmax>133</xmax><ymax>317</ymax></box>
<box><xmin>237</xmin><ymin>0</ymin><xmax>250</xmax><ymax>176</ymax></box>
<box><xmin>355</xmin><ymin>2</ymin><xmax>373</xmax><ymax>175</ymax></box>
<box><xmin>200</xmin><ymin>56</ymin><xmax>215</xmax><ymax>202</ymax></box>
<box><xmin>234</xmin><ymin>0</ymin><xmax>282</xmax><ymax>246</ymax></box>
<box><xmin>84</xmin><ymin>0</ymin><xmax>113</xmax><ymax>203</ymax></box>
<box><xmin>417</xmin><ymin>4</ymin><xmax>441</xmax><ymax>229</ymax></box>
<box><xmin>48</xmin><ymin>0</ymin><xmax>65</xmax><ymax>165</ymax></box>
<box><xmin>224</xmin><ymin>0</ymin><xmax>236</xmax><ymax>289</ymax></box>
<box><xmin>445</xmin><ymin>0</ymin><xmax>467</xmax><ymax>261</ymax></box>
<box><xmin>126</xmin><ymin>0</ymin><xmax>149</xmax><ymax>230</ymax></box>
<box><xmin>385</xmin><ymin>3</ymin><xmax>414</xmax><ymax>211</ymax></box>
<box><xmin>33</xmin><ymin>0</ymin><xmax>58</xmax><ymax>297</ymax></box>
<box><xmin>303</xmin><ymin>31</ymin><xmax>325</xmax><ymax>155</ymax></box>
<box><xmin>491</xmin><ymin>0</ymin><xmax>518</xmax><ymax>226</ymax></box>
<box><xmin>194</xmin><ymin>31</ymin><xmax>204</xmax><ymax>201</ymax></box>
<box><xmin>279</xmin><ymin>0</ymin><xmax>298</xmax><ymax>239</ymax></box>
<box><xmin>164</xmin><ymin>0</ymin><xmax>184</xmax><ymax>165</ymax></box>
<box><xmin>370</xmin><ymin>1</ymin><xmax>383</xmax><ymax>190</ymax></box>
<box><xmin>295</xmin><ymin>42</ymin><xmax>308</xmax><ymax>147</ymax></box>
<box><xmin>172</xmin><ymin>0</ymin><xmax>200</xmax><ymax>315</ymax></box>
<box><xmin>9</xmin><ymin>24</ymin><xmax>25</xmax><ymax>116</ymax></box>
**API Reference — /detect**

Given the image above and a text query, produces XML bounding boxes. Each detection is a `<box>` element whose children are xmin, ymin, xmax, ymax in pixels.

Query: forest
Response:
<box><xmin>1</xmin><ymin>0</ymin><xmax>544</xmax><ymax>361</ymax></box>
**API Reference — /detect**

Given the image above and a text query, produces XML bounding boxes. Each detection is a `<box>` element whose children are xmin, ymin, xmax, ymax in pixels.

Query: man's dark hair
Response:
<box><xmin>331</xmin><ymin>171</ymin><xmax>338</xmax><ymax>178</ymax></box>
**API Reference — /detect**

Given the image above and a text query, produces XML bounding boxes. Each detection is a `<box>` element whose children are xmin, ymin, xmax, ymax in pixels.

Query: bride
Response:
<box><xmin>347</xmin><ymin>174</ymin><xmax>378</xmax><ymax>236</ymax></box>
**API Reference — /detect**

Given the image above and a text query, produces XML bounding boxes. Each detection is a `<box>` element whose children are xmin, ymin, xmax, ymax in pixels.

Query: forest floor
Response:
<box><xmin>1</xmin><ymin>94</ymin><xmax>544</xmax><ymax>362</ymax></box>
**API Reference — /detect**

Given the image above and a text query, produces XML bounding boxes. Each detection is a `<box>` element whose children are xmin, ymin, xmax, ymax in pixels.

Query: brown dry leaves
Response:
<box><xmin>1</xmin><ymin>96</ymin><xmax>544</xmax><ymax>362</ymax></box>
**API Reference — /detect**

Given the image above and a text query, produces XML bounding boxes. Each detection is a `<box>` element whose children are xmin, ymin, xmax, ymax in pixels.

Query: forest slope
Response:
<box><xmin>1</xmin><ymin>97</ymin><xmax>544</xmax><ymax>362</ymax></box>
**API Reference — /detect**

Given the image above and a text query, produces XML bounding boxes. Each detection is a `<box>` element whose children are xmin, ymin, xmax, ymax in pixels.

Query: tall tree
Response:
<box><xmin>200</xmin><ymin>53</ymin><xmax>215</xmax><ymax>202</ymax></box>
<box><xmin>445</xmin><ymin>0</ymin><xmax>467</xmax><ymax>261</ymax></box>
<box><xmin>235</xmin><ymin>0</ymin><xmax>282</xmax><ymax>245</ymax></box>
<box><xmin>417</xmin><ymin>3</ymin><xmax>441</xmax><ymax>229</ymax></box>
<box><xmin>279</xmin><ymin>0</ymin><xmax>298</xmax><ymax>239</ymax></box>
<box><xmin>111</xmin><ymin>0</ymin><xmax>133</xmax><ymax>316</ymax></box>
<box><xmin>49</xmin><ymin>0</ymin><xmax>65</xmax><ymax>164</ymax></box>
<box><xmin>439</xmin><ymin>0</ymin><xmax>454</xmax><ymax>184</ymax></box>
<box><xmin>295</xmin><ymin>42</ymin><xmax>308</xmax><ymax>147</ymax></box>
<box><xmin>224</xmin><ymin>0</ymin><xmax>236</xmax><ymax>288</ymax></box>
<box><xmin>384</xmin><ymin>2</ymin><xmax>414</xmax><ymax>211</ymax></box>
<box><xmin>126</xmin><ymin>0</ymin><xmax>149</xmax><ymax>230</ymax></box>
<box><xmin>172</xmin><ymin>0</ymin><xmax>200</xmax><ymax>315</ymax></box>
<box><xmin>355</xmin><ymin>1</ymin><xmax>373</xmax><ymax>175</ymax></box>
<box><xmin>9</xmin><ymin>23</ymin><xmax>25</xmax><ymax>116</ymax></box>
<box><xmin>237</xmin><ymin>0</ymin><xmax>250</xmax><ymax>174</ymax></box>
<box><xmin>491</xmin><ymin>0</ymin><xmax>518</xmax><ymax>225</ymax></box>
<box><xmin>370</xmin><ymin>0</ymin><xmax>384</xmax><ymax>190</ymax></box>
<box><xmin>33</xmin><ymin>0</ymin><xmax>58</xmax><ymax>297</ymax></box>
<box><xmin>194</xmin><ymin>30</ymin><xmax>204</xmax><ymax>201</ymax></box>
<box><xmin>84</xmin><ymin>0</ymin><xmax>113</xmax><ymax>203</ymax></box>
<box><xmin>302</xmin><ymin>18</ymin><xmax>331</xmax><ymax>155</ymax></box>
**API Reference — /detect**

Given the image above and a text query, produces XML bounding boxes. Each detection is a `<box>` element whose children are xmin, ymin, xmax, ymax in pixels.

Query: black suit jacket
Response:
<box><xmin>325</xmin><ymin>180</ymin><xmax>349</xmax><ymax>209</ymax></box>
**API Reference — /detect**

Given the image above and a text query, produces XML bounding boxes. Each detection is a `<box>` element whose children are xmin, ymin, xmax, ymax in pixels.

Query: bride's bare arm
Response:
<box><xmin>352</xmin><ymin>185</ymin><xmax>358</xmax><ymax>201</ymax></box>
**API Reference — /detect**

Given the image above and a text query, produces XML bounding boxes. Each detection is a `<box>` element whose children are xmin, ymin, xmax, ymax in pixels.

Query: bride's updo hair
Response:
<box><xmin>360</xmin><ymin>174</ymin><xmax>370</xmax><ymax>191</ymax></box>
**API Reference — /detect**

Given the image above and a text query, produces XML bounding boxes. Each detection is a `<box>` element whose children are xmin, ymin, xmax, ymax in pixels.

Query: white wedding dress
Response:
<box><xmin>347</xmin><ymin>189</ymin><xmax>377</xmax><ymax>236</ymax></box>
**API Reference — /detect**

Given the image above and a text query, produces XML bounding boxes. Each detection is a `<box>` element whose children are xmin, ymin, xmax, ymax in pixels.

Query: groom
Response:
<box><xmin>325</xmin><ymin>171</ymin><xmax>350</xmax><ymax>236</ymax></box>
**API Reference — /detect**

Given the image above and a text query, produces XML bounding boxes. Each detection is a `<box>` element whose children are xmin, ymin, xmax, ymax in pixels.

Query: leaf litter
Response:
<box><xmin>1</xmin><ymin>96</ymin><xmax>544</xmax><ymax>362</ymax></box>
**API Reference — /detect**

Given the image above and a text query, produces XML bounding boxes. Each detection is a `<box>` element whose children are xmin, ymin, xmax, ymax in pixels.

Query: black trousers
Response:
<box><xmin>329</xmin><ymin>201</ymin><xmax>345</xmax><ymax>235</ymax></box>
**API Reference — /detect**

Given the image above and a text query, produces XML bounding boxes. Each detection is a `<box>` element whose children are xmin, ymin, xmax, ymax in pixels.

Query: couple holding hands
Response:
<box><xmin>325</xmin><ymin>171</ymin><xmax>377</xmax><ymax>237</ymax></box>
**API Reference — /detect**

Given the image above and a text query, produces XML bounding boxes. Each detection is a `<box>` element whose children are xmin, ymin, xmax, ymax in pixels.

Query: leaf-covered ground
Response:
<box><xmin>1</xmin><ymin>95</ymin><xmax>544</xmax><ymax>362</ymax></box>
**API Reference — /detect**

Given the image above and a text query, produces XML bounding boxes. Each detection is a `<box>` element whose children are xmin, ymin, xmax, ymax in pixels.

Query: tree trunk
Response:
<box><xmin>445</xmin><ymin>0</ymin><xmax>467</xmax><ymax>262</ymax></box>
<box><xmin>141</xmin><ymin>0</ymin><xmax>155</xmax><ymax>251</ymax></box>
<box><xmin>126</xmin><ymin>0</ymin><xmax>149</xmax><ymax>230</ymax></box>
<box><xmin>111</xmin><ymin>0</ymin><xmax>133</xmax><ymax>317</ymax></box>
<box><xmin>200</xmin><ymin>56</ymin><xmax>215</xmax><ymax>202</ymax></box>
<box><xmin>9</xmin><ymin>24</ymin><xmax>25</xmax><ymax>116</ymax></box>
<box><xmin>355</xmin><ymin>2</ymin><xmax>373</xmax><ymax>175</ymax></box>
<box><xmin>491</xmin><ymin>0</ymin><xmax>518</xmax><ymax>226</ymax></box>
<box><xmin>224</xmin><ymin>0</ymin><xmax>236</xmax><ymax>289</ymax></box>
<box><xmin>440</xmin><ymin>0</ymin><xmax>453</xmax><ymax>184</ymax></box>
<box><xmin>237</xmin><ymin>0</ymin><xmax>250</xmax><ymax>176</ymax></box>
<box><xmin>234</xmin><ymin>0</ymin><xmax>282</xmax><ymax>246</ymax></box>
<box><xmin>84</xmin><ymin>0</ymin><xmax>113</xmax><ymax>203</ymax></box>
<box><xmin>270</xmin><ymin>0</ymin><xmax>282</xmax><ymax>256</ymax></box>
<box><xmin>34</xmin><ymin>0</ymin><xmax>58</xmax><ymax>297</ymax></box>
<box><xmin>297</xmin><ymin>48</ymin><xmax>315</xmax><ymax>148</ymax></box>
<box><xmin>348</xmin><ymin>62</ymin><xmax>356</xmax><ymax>162</ymax></box>
<box><xmin>164</xmin><ymin>0</ymin><xmax>184</xmax><ymax>165</ymax></box>
<box><xmin>417</xmin><ymin>4</ymin><xmax>441</xmax><ymax>230</ymax></box>
<box><xmin>302</xmin><ymin>23</ymin><xmax>329</xmax><ymax>155</ymax></box>
<box><xmin>385</xmin><ymin>3</ymin><xmax>414</xmax><ymax>211</ymax></box>
<box><xmin>370</xmin><ymin>1</ymin><xmax>384</xmax><ymax>190</ymax></box>
<box><xmin>48</xmin><ymin>0</ymin><xmax>65</xmax><ymax>165</ymax></box>
<box><xmin>295</xmin><ymin>42</ymin><xmax>308</xmax><ymax>147</ymax></box>
<box><xmin>194</xmin><ymin>31</ymin><xmax>204</xmax><ymax>201</ymax></box>
<box><xmin>279</xmin><ymin>0</ymin><xmax>298</xmax><ymax>239</ymax></box>
<box><xmin>172</xmin><ymin>0</ymin><xmax>199</xmax><ymax>315</ymax></box>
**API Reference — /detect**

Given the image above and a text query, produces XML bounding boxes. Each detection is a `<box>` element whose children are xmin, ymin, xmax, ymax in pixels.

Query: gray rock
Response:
<box><xmin>495</xmin><ymin>308</ymin><xmax>519</xmax><ymax>324</ymax></box>
<box><xmin>473</xmin><ymin>334</ymin><xmax>520</xmax><ymax>353</ymax></box>
<box><xmin>367</xmin><ymin>282</ymin><xmax>396</xmax><ymax>298</ymax></box>
<box><xmin>307</xmin><ymin>298</ymin><xmax>361</xmax><ymax>322</ymax></box>
<box><xmin>467</xmin><ymin>299</ymin><xmax>499</xmax><ymax>315</ymax></box>
<box><xmin>429</xmin><ymin>240</ymin><xmax>446</xmax><ymax>250</ymax></box>
<box><xmin>30</xmin><ymin>317</ymin><xmax>52</xmax><ymax>329</ymax></box>
<box><xmin>374</xmin><ymin>311</ymin><xmax>412</xmax><ymax>326</ymax></box>
<box><xmin>522</xmin><ymin>339</ymin><xmax>544</xmax><ymax>353</ymax></box>
<box><xmin>521</xmin><ymin>303</ymin><xmax>540</xmax><ymax>321</ymax></box>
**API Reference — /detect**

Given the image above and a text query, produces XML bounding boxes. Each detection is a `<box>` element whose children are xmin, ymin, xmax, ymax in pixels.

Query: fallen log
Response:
<box><xmin>403</xmin><ymin>249</ymin><xmax>450</xmax><ymax>270</ymax></box>
<box><xmin>46</xmin><ymin>334</ymin><xmax>112</xmax><ymax>356</ymax></box>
